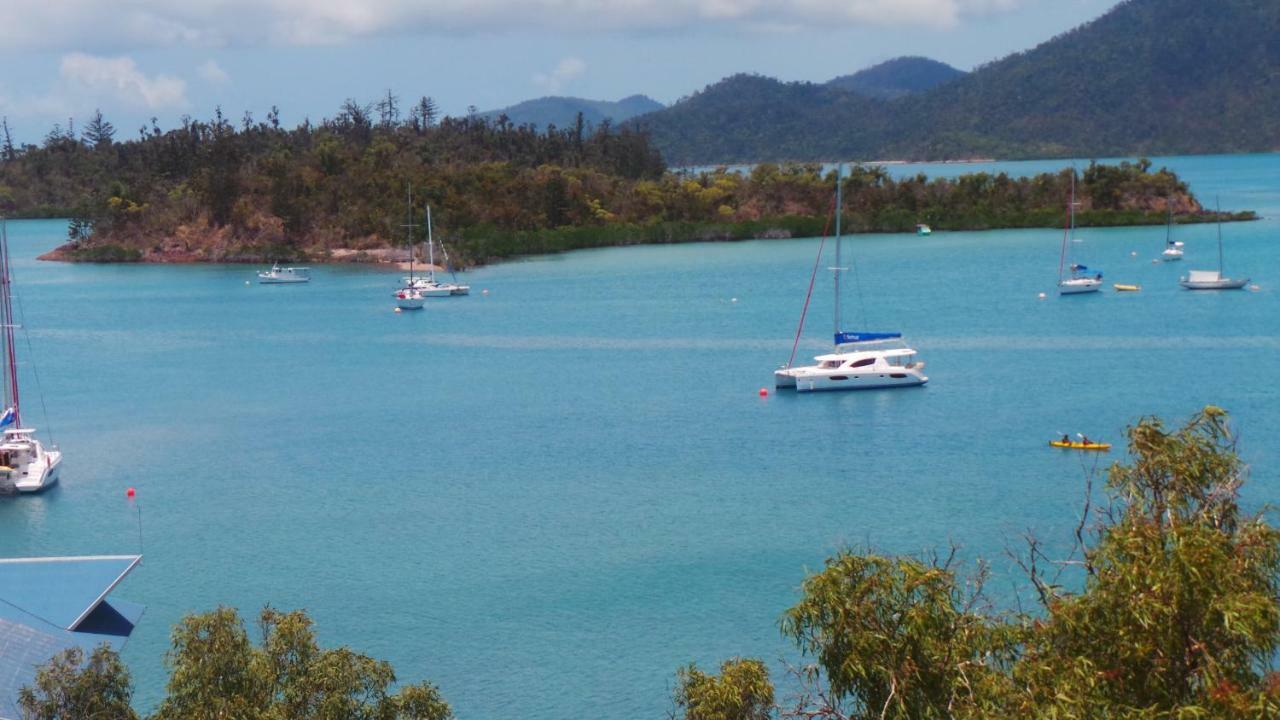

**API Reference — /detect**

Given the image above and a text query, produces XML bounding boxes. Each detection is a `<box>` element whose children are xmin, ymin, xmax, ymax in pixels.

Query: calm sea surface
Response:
<box><xmin>0</xmin><ymin>153</ymin><xmax>1276</xmax><ymax>718</ymax></box>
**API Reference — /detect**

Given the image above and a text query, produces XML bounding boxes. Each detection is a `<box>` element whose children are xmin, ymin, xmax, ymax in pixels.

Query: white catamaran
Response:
<box><xmin>774</xmin><ymin>165</ymin><xmax>928</xmax><ymax>393</ymax></box>
<box><xmin>0</xmin><ymin>220</ymin><xmax>62</xmax><ymax>494</ymax></box>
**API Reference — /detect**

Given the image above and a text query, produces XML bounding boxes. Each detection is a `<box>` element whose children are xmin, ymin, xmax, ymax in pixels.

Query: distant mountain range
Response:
<box><xmin>478</xmin><ymin>94</ymin><xmax>663</xmax><ymax>130</ymax></box>
<box><xmin>632</xmin><ymin>0</ymin><xmax>1280</xmax><ymax>164</ymax></box>
<box><xmin>826</xmin><ymin>57</ymin><xmax>966</xmax><ymax>100</ymax></box>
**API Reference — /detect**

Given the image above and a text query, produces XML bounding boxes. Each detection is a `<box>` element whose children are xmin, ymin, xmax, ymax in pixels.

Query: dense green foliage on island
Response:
<box><xmin>19</xmin><ymin>606</ymin><xmax>451</xmax><ymax>720</ymax></box>
<box><xmin>674</xmin><ymin>407</ymin><xmax>1280</xmax><ymax>719</ymax></box>
<box><xmin>637</xmin><ymin>0</ymin><xmax>1280</xmax><ymax>163</ymax></box>
<box><xmin>0</xmin><ymin>103</ymin><xmax>1249</xmax><ymax>266</ymax></box>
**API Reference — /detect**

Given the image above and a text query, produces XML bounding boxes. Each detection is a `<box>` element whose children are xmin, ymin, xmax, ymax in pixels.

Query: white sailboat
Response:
<box><xmin>774</xmin><ymin>165</ymin><xmax>928</xmax><ymax>393</ymax></box>
<box><xmin>1180</xmin><ymin>198</ymin><xmax>1249</xmax><ymax>290</ymax></box>
<box><xmin>1058</xmin><ymin>171</ymin><xmax>1102</xmax><ymax>295</ymax></box>
<box><xmin>1160</xmin><ymin>199</ymin><xmax>1184</xmax><ymax>261</ymax></box>
<box><xmin>0</xmin><ymin>220</ymin><xmax>61</xmax><ymax>494</ymax></box>
<box><xmin>402</xmin><ymin>206</ymin><xmax>470</xmax><ymax>297</ymax></box>
<box><xmin>394</xmin><ymin>190</ymin><xmax>428</xmax><ymax>310</ymax></box>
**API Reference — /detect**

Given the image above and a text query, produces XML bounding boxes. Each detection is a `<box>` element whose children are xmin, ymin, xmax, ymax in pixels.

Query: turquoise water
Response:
<box><xmin>0</xmin><ymin>153</ymin><xmax>1276</xmax><ymax>718</ymax></box>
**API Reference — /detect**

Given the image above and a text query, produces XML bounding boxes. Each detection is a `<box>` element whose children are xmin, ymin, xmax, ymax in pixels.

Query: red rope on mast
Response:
<box><xmin>785</xmin><ymin>195</ymin><xmax>838</xmax><ymax>368</ymax></box>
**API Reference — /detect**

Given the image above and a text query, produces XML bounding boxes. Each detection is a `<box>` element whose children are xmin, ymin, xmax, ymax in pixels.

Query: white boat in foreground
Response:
<box><xmin>775</xmin><ymin>165</ymin><xmax>927</xmax><ymax>393</ymax></box>
<box><xmin>1180</xmin><ymin>198</ymin><xmax>1249</xmax><ymax>290</ymax></box>
<box><xmin>258</xmin><ymin>264</ymin><xmax>310</xmax><ymax>284</ymax></box>
<box><xmin>1</xmin><ymin>428</ymin><xmax>62</xmax><ymax>493</ymax></box>
<box><xmin>775</xmin><ymin>334</ymin><xmax>927</xmax><ymax>392</ymax></box>
<box><xmin>0</xmin><ymin>220</ymin><xmax>61</xmax><ymax>494</ymax></box>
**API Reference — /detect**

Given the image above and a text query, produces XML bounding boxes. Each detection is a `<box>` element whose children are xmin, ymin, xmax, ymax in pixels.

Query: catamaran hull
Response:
<box><xmin>13</xmin><ymin>454</ymin><xmax>61</xmax><ymax>493</ymax></box>
<box><xmin>775</xmin><ymin>369</ymin><xmax>928</xmax><ymax>393</ymax></box>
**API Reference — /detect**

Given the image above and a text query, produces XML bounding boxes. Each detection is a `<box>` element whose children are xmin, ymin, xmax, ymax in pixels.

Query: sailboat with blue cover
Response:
<box><xmin>1058</xmin><ymin>171</ymin><xmax>1102</xmax><ymax>295</ymax></box>
<box><xmin>0</xmin><ymin>219</ymin><xmax>61</xmax><ymax>493</ymax></box>
<box><xmin>774</xmin><ymin>166</ymin><xmax>928</xmax><ymax>393</ymax></box>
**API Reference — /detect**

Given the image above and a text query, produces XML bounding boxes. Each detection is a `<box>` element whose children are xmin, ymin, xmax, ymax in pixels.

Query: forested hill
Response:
<box><xmin>478</xmin><ymin>95</ymin><xmax>663</xmax><ymax>130</ymax></box>
<box><xmin>636</xmin><ymin>0</ymin><xmax>1280</xmax><ymax>164</ymax></box>
<box><xmin>826</xmin><ymin>57</ymin><xmax>966</xmax><ymax>100</ymax></box>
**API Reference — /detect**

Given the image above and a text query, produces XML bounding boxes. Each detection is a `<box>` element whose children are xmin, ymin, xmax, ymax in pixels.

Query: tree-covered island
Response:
<box><xmin>0</xmin><ymin>103</ymin><xmax>1256</xmax><ymax>266</ymax></box>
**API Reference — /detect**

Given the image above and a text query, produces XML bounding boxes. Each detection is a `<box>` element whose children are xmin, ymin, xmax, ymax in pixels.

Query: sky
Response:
<box><xmin>0</xmin><ymin>0</ymin><xmax>1121</xmax><ymax>145</ymax></box>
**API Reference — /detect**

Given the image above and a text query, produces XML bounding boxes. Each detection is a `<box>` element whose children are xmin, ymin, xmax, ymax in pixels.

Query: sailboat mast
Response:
<box><xmin>0</xmin><ymin>219</ymin><xmax>18</xmax><ymax>421</ymax></box>
<box><xmin>407</xmin><ymin>186</ymin><xmax>414</xmax><ymax>280</ymax></box>
<box><xmin>833</xmin><ymin>164</ymin><xmax>842</xmax><ymax>340</ymax></box>
<box><xmin>426</xmin><ymin>205</ymin><xmax>436</xmax><ymax>282</ymax></box>
<box><xmin>1058</xmin><ymin>172</ymin><xmax>1073</xmax><ymax>284</ymax></box>
<box><xmin>1216</xmin><ymin>196</ymin><xmax>1224</xmax><ymax>273</ymax></box>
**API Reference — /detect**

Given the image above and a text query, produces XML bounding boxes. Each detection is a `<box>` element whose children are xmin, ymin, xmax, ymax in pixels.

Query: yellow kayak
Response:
<box><xmin>1114</xmin><ymin>284</ymin><xmax>1141</xmax><ymax>292</ymax></box>
<box><xmin>1049</xmin><ymin>441</ymin><xmax>1111</xmax><ymax>451</ymax></box>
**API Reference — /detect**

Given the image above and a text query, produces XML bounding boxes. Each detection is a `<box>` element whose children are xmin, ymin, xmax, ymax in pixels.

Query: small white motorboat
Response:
<box><xmin>916</xmin><ymin>223</ymin><xmax>932</xmax><ymax>236</ymax></box>
<box><xmin>258</xmin><ymin>264</ymin><xmax>310</xmax><ymax>284</ymax></box>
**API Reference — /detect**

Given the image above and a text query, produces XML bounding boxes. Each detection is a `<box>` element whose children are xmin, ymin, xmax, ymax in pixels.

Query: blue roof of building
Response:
<box><xmin>0</xmin><ymin>555</ymin><xmax>143</xmax><ymax>720</ymax></box>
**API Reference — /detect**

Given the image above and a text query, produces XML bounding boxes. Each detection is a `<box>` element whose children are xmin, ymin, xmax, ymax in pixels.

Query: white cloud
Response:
<box><xmin>0</xmin><ymin>0</ymin><xmax>1029</xmax><ymax>50</ymax></box>
<box><xmin>197</xmin><ymin>59</ymin><xmax>231</xmax><ymax>85</ymax></box>
<box><xmin>59</xmin><ymin>53</ymin><xmax>188</xmax><ymax>110</ymax></box>
<box><xmin>533</xmin><ymin>57</ymin><xmax>588</xmax><ymax>93</ymax></box>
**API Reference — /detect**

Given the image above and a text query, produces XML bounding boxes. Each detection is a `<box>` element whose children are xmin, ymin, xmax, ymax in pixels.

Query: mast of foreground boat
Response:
<box><xmin>0</xmin><ymin>219</ymin><xmax>19</xmax><ymax>426</ymax></box>
<box><xmin>1165</xmin><ymin>196</ymin><xmax>1173</xmax><ymax>247</ymax></box>
<box><xmin>832</xmin><ymin>164</ymin><xmax>843</xmax><ymax>344</ymax></box>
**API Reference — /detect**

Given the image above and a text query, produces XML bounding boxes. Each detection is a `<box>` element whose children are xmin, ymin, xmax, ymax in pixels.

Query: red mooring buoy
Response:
<box><xmin>758</xmin><ymin>388</ymin><xmax>769</xmax><ymax>397</ymax></box>
<box><xmin>126</xmin><ymin>487</ymin><xmax>136</xmax><ymax>498</ymax></box>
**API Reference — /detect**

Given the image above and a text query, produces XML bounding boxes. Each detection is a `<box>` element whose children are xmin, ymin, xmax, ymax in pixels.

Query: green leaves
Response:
<box><xmin>675</xmin><ymin>659</ymin><xmax>774</xmax><ymax>720</ymax></box>
<box><xmin>18</xmin><ymin>645</ymin><xmax>138</xmax><ymax>720</ymax></box>
<box><xmin>23</xmin><ymin>606</ymin><xmax>452</xmax><ymax>720</ymax></box>
<box><xmin>686</xmin><ymin>407</ymin><xmax>1280</xmax><ymax>719</ymax></box>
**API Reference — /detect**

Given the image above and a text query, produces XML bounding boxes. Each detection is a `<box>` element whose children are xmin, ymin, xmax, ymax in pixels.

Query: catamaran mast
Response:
<box><xmin>0</xmin><ymin>219</ymin><xmax>19</xmax><ymax>424</ymax></box>
<box><xmin>833</xmin><ymin>164</ymin><xmax>843</xmax><ymax>341</ymax></box>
